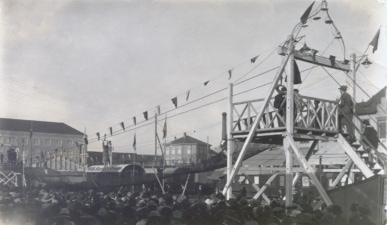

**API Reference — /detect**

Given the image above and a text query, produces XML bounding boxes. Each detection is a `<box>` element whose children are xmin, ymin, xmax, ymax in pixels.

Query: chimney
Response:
<box><xmin>221</xmin><ymin>112</ymin><xmax>227</xmax><ymax>150</ymax></box>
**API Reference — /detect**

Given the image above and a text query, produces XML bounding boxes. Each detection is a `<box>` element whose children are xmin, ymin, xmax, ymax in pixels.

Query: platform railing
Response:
<box><xmin>295</xmin><ymin>96</ymin><xmax>339</xmax><ymax>132</ymax></box>
<box><xmin>231</xmin><ymin>95</ymin><xmax>339</xmax><ymax>134</ymax></box>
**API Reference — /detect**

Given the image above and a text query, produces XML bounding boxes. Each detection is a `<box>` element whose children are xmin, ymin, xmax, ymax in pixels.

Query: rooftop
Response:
<box><xmin>0</xmin><ymin>118</ymin><xmax>83</xmax><ymax>136</ymax></box>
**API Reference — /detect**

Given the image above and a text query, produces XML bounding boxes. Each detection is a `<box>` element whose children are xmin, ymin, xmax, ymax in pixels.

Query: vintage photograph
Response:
<box><xmin>0</xmin><ymin>0</ymin><xmax>386</xmax><ymax>224</ymax></box>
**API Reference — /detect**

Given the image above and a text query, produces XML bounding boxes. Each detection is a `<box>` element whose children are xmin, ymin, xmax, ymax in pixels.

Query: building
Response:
<box><xmin>87</xmin><ymin>151</ymin><xmax>163</xmax><ymax>166</ymax></box>
<box><xmin>163</xmin><ymin>133</ymin><xmax>216</xmax><ymax>166</ymax></box>
<box><xmin>356</xmin><ymin>87</ymin><xmax>387</xmax><ymax>143</ymax></box>
<box><xmin>0</xmin><ymin>118</ymin><xmax>84</xmax><ymax>170</ymax></box>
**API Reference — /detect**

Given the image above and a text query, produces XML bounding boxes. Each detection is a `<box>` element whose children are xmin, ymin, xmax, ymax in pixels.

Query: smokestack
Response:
<box><xmin>221</xmin><ymin>112</ymin><xmax>227</xmax><ymax>151</ymax></box>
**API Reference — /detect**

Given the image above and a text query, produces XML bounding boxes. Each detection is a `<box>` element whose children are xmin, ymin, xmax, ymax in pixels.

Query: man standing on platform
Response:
<box><xmin>361</xmin><ymin>120</ymin><xmax>379</xmax><ymax>168</ymax></box>
<box><xmin>336</xmin><ymin>85</ymin><xmax>355</xmax><ymax>143</ymax></box>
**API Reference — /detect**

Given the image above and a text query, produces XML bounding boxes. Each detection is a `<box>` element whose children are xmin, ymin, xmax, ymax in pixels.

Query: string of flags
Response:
<box><xmin>87</xmin><ymin>50</ymin><xmax>265</xmax><ymax>143</ymax></box>
<box><xmin>90</xmin><ymin>0</ymin><xmax>381</xmax><ymax>146</ymax></box>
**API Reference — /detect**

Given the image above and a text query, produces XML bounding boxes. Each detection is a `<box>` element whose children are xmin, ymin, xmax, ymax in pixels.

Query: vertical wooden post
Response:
<box><xmin>350</xmin><ymin>53</ymin><xmax>356</xmax><ymax>102</ymax></box>
<box><xmin>226</xmin><ymin>83</ymin><xmax>234</xmax><ymax>199</ymax></box>
<box><xmin>284</xmin><ymin>34</ymin><xmax>295</xmax><ymax>206</ymax></box>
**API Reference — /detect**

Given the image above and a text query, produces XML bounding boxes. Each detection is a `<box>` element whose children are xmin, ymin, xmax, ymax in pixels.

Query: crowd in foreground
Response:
<box><xmin>0</xmin><ymin>184</ymin><xmax>378</xmax><ymax>225</ymax></box>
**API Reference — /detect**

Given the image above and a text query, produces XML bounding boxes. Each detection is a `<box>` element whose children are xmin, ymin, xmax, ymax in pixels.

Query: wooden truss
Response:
<box><xmin>222</xmin><ymin>34</ymin><xmax>386</xmax><ymax>206</ymax></box>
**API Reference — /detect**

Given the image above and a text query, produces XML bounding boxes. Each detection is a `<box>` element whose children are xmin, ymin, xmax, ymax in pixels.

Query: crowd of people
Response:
<box><xmin>0</xmin><ymin>183</ymin><xmax>377</xmax><ymax>225</ymax></box>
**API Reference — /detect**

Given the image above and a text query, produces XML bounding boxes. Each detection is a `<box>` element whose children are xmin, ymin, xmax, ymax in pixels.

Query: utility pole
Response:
<box><xmin>226</xmin><ymin>83</ymin><xmax>234</xmax><ymax>199</ymax></box>
<box><xmin>155</xmin><ymin>112</ymin><xmax>158</xmax><ymax>166</ymax></box>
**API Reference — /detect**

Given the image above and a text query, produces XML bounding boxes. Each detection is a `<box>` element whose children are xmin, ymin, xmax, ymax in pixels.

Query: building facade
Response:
<box><xmin>0</xmin><ymin>118</ymin><xmax>84</xmax><ymax>170</ymax></box>
<box><xmin>164</xmin><ymin>133</ymin><xmax>215</xmax><ymax>166</ymax></box>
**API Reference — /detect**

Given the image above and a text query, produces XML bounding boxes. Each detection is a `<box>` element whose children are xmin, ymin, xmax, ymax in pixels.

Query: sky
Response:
<box><xmin>0</xmin><ymin>0</ymin><xmax>386</xmax><ymax>154</ymax></box>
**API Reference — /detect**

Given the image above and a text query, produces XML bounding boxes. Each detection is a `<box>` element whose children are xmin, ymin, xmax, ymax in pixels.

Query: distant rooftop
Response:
<box><xmin>170</xmin><ymin>134</ymin><xmax>211</xmax><ymax>146</ymax></box>
<box><xmin>0</xmin><ymin>118</ymin><xmax>83</xmax><ymax>136</ymax></box>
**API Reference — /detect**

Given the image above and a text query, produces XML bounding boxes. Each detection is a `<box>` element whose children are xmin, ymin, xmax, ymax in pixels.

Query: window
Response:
<box><xmin>67</xmin><ymin>140</ymin><xmax>73</xmax><ymax>147</ymax></box>
<box><xmin>171</xmin><ymin>147</ymin><xmax>175</xmax><ymax>155</ymax></box>
<box><xmin>186</xmin><ymin>146</ymin><xmax>192</xmax><ymax>154</ymax></box>
<box><xmin>56</xmin><ymin>140</ymin><xmax>62</xmax><ymax>147</ymax></box>
<box><xmin>45</xmin><ymin>139</ymin><xmax>51</xmax><ymax>146</ymax></box>
<box><xmin>377</xmin><ymin>118</ymin><xmax>386</xmax><ymax>139</ymax></box>
<box><xmin>166</xmin><ymin>148</ymin><xmax>170</xmax><ymax>155</ymax></box>
<box><xmin>9</xmin><ymin>137</ymin><xmax>15</xmax><ymax>145</ymax></box>
<box><xmin>177</xmin><ymin>146</ymin><xmax>182</xmax><ymax>154</ymax></box>
<box><xmin>4</xmin><ymin>137</ymin><xmax>9</xmax><ymax>144</ymax></box>
<box><xmin>34</xmin><ymin>138</ymin><xmax>40</xmax><ymax>146</ymax></box>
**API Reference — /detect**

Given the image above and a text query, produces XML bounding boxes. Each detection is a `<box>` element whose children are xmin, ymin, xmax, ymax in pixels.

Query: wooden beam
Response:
<box><xmin>278</xmin><ymin>47</ymin><xmax>350</xmax><ymax>72</ymax></box>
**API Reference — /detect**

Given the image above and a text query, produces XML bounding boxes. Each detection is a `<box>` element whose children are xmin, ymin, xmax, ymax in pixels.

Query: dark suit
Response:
<box><xmin>338</xmin><ymin>92</ymin><xmax>354</xmax><ymax>139</ymax></box>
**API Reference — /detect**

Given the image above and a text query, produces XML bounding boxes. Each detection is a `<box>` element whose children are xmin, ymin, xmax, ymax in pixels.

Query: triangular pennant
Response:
<box><xmin>143</xmin><ymin>111</ymin><xmax>148</xmax><ymax>120</ymax></box>
<box><xmin>228</xmin><ymin>69</ymin><xmax>233</xmax><ymax>80</ymax></box>
<box><xmin>250</xmin><ymin>55</ymin><xmax>259</xmax><ymax>63</ymax></box>
<box><xmin>186</xmin><ymin>90</ymin><xmax>190</xmax><ymax>101</ymax></box>
<box><xmin>370</xmin><ymin>28</ymin><xmax>380</xmax><ymax>53</ymax></box>
<box><xmin>300</xmin><ymin>1</ymin><xmax>315</xmax><ymax>24</ymax></box>
<box><xmin>120</xmin><ymin>122</ymin><xmax>125</xmax><ymax>131</ymax></box>
<box><xmin>171</xmin><ymin>97</ymin><xmax>178</xmax><ymax>108</ymax></box>
<box><xmin>133</xmin><ymin>117</ymin><xmax>137</xmax><ymax>126</ymax></box>
<box><xmin>204</xmin><ymin>81</ymin><xmax>209</xmax><ymax>86</ymax></box>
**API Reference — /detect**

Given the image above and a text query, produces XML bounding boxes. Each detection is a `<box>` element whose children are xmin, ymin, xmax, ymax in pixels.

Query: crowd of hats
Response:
<box><xmin>0</xmin><ymin>184</ymin><xmax>375</xmax><ymax>225</ymax></box>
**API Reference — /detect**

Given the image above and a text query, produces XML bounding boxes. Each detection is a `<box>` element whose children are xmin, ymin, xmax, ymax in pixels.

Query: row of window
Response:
<box><xmin>0</xmin><ymin>136</ymin><xmax>79</xmax><ymax>147</ymax></box>
<box><xmin>165</xmin><ymin>146</ymin><xmax>208</xmax><ymax>155</ymax></box>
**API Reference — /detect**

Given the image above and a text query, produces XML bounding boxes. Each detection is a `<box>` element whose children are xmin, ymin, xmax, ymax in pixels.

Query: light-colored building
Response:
<box><xmin>0</xmin><ymin>118</ymin><xmax>84</xmax><ymax>169</ymax></box>
<box><xmin>164</xmin><ymin>133</ymin><xmax>215</xmax><ymax>166</ymax></box>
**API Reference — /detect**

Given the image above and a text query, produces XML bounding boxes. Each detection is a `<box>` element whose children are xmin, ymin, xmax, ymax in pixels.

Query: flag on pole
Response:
<box><xmin>133</xmin><ymin>133</ymin><xmax>136</xmax><ymax>151</ymax></box>
<box><xmin>120</xmin><ymin>122</ymin><xmax>125</xmax><ymax>131</ymax></box>
<box><xmin>186</xmin><ymin>90</ymin><xmax>190</xmax><ymax>101</ymax></box>
<box><xmin>109</xmin><ymin>127</ymin><xmax>113</xmax><ymax>136</ymax></box>
<box><xmin>162</xmin><ymin>119</ymin><xmax>167</xmax><ymax>139</ymax></box>
<box><xmin>171</xmin><ymin>97</ymin><xmax>178</xmax><ymax>108</ymax></box>
<box><xmin>30</xmin><ymin>121</ymin><xmax>33</xmax><ymax>139</ymax></box>
<box><xmin>84</xmin><ymin>135</ymin><xmax>88</xmax><ymax>145</ymax></box>
<box><xmin>133</xmin><ymin>117</ymin><xmax>137</xmax><ymax>126</ymax></box>
<box><xmin>156</xmin><ymin>133</ymin><xmax>164</xmax><ymax>155</ymax></box>
<box><xmin>250</xmin><ymin>55</ymin><xmax>259</xmax><ymax>63</ymax></box>
<box><xmin>204</xmin><ymin>81</ymin><xmax>209</xmax><ymax>86</ymax></box>
<box><xmin>228</xmin><ymin>69</ymin><xmax>233</xmax><ymax>80</ymax></box>
<box><xmin>156</xmin><ymin>105</ymin><xmax>161</xmax><ymax>115</ymax></box>
<box><xmin>294</xmin><ymin>60</ymin><xmax>302</xmax><ymax>84</ymax></box>
<box><xmin>370</xmin><ymin>28</ymin><xmax>380</xmax><ymax>53</ymax></box>
<box><xmin>285</xmin><ymin>60</ymin><xmax>302</xmax><ymax>84</ymax></box>
<box><xmin>143</xmin><ymin>111</ymin><xmax>148</xmax><ymax>120</ymax></box>
<box><xmin>83</xmin><ymin>127</ymin><xmax>88</xmax><ymax>145</ymax></box>
<box><xmin>300</xmin><ymin>1</ymin><xmax>315</xmax><ymax>24</ymax></box>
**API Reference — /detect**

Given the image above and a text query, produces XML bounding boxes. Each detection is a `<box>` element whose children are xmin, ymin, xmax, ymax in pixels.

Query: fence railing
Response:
<box><xmin>232</xmin><ymin>95</ymin><xmax>339</xmax><ymax>134</ymax></box>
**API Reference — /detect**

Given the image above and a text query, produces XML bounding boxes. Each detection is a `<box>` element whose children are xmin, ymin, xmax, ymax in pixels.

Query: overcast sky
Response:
<box><xmin>0</xmin><ymin>0</ymin><xmax>386</xmax><ymax>154</ymax></box>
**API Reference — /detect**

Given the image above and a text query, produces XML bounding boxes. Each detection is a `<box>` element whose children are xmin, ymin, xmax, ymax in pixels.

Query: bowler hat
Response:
<box><xmin>339</xmin><ymin>85</ymin><xmax>347</xmax><ymax>91</ymax></box>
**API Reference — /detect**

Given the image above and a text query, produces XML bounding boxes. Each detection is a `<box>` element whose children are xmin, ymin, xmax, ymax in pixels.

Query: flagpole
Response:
<box><xmin>155</xmin><ymin>112</ymin><xmax>157</xmax><ymax>166</ymax></box>
<box><xmin>30</xmin><ymin>121</ymin><xmax>33</xmax><ymax>167</ymax></box>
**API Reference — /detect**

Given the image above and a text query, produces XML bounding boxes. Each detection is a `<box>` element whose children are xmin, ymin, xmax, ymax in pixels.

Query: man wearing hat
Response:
<box><xmin>361</xmin><ymin>120</ymin><xmax>379</xmax><ymax>168</ymax></box>
<box><xmin>336</xmin><ymin>85</ymin><xmax>355</xmax><ymax>143</ymax></box>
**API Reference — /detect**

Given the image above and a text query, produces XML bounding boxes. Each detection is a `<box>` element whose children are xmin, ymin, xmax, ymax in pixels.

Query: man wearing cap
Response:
<box><xmin>361</xmin><ymin>120</ymin><xmax>379</xmax><ymax>167</ymax></box>
<box><xmin>336</xmin><ymin>85</ymin><xmax>355</xmax><ymax>143</ymax></box>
